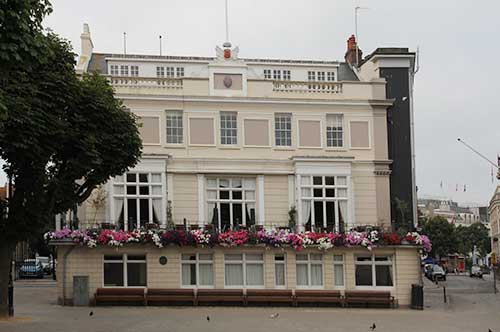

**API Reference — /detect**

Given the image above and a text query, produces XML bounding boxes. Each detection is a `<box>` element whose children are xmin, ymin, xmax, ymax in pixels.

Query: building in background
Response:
<box><xmin>418</xmin><ymin>198</ymin><xmax>487</xmax><ymax>228</ymax></box>
<box><xmin>52</xmin><ymin>25</ymin><xmax>421</xmax><ymax>307</ymax></box>
<box><xmin>489</xmin><ymin>186</ymin><xmax>500</xmax><ymax>260</ymax></box>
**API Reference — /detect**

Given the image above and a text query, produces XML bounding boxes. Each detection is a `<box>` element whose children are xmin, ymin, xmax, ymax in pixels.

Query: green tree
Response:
<box><xmin>422</xmin><ymin>216</ymin><xmax>458</xmax><ymax>259</ymax></box>
<box><xmin>456</xmin><ymin>223</ymin><xmax>491</xmax><ymax>257</ymax></box>
<box><xmin>0</xmin><ymin>3</ymin><xmax>142</xmax><ymax>316</ymax></box>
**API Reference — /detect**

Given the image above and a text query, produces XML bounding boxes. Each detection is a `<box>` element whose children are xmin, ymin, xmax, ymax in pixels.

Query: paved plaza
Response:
<box><xmin>0</xmin><ymin>275</ymin><xmax>499</xmax><ymax>332</ymax></box>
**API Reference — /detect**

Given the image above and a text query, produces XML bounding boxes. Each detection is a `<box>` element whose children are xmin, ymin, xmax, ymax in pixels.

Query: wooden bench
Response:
<box><xmin>95</xmin><ymin>288</ymin><xmax>146</xmax><ymax>306</ymax></box>
<box><xmin>245</xmin><ymin>289</ymin><xmax>294</xmax><ymax>306</ymax></box>
<box><xmin>146</xmin><ymin>288</ymin><xmax>196</xmax><ymax>306</ymax></box>
<box><xmin>344</xmin><ymin>291</ymin><xmax>395</xmax><ymax>308</ymax></box>
<box><xmin>294</xmin><ymin>290</ymin><xmax>343</xmax><ymax>306</ymax></box>
<box><xmin>196</xmin><ymin>289</ymin><xmax>245</xmax><ymax>306</ymax></box>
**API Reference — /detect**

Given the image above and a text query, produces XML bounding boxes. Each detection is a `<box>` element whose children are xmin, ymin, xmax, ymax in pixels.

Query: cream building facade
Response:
<box><xmin>54</xmin><ymin>25</ymin><xmax>421</xmax><ymax>307</ymax></box>
<box><xmin>489</xmin><ymin>186</ymin><xmax>500</xmax><ymax>260</ymax></box>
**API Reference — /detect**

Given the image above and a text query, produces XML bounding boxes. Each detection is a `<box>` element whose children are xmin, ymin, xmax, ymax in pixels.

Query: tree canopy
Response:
<box><xmin>456</xmin><ymin>223</ymin><xmax>491</xmax><ymax>257</ymax></box>
<box><xmin>421</xmin><ymin>216</ymin><xmax>458</xmax><ymax>258</ymax></box>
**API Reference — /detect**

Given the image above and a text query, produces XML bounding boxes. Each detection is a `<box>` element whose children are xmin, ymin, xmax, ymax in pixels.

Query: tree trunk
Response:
<box><xmin>0</xmin><ymin>243</ymin><xmax>13</xmax><ymax>318</ymax></box>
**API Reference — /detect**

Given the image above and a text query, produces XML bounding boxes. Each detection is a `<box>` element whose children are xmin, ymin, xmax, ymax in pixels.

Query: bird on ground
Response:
<box><xmin>369</xmin><ymin>323</ymin><xmax>376</xmax><ymax>330</ymax></box>
<box><xmin>206</xmin><ymin>316</ymin><xmax>210</xmax><ymax>322</ymax></box>
<box><xmin>488</xmin><ymin>329</ymin><xmax>492</xmax><ymax>332</ymax></box>
<box><xmin>89</xmin><ymin>311</ymin><xmax>94</xmax><ymax>317</ymax></box>
<box><xmin>269</xmin><ymin>313</ymin><xmax>279</xmax><ymax>319</ymax></box>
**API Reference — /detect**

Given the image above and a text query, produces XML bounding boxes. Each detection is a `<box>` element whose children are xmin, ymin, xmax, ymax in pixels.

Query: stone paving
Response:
<box><xmin>0</xmin><ymin>276</ymin><xmax>499</xmax><ymax>332</ymax></box>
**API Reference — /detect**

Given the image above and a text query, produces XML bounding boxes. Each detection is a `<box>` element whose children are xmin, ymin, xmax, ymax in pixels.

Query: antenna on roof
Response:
<box><xmin>123</xmin><ymin>32</ymin><xmax>127</xmax><ymax>55</ymax></box>
<box><xmin>159</xmin><ymin>35</ymin><xmax>163</xmax><ymax>56</ymax></box>
<box><xmin>224</xmin><ymin>0</ymin><xmax>231</xmax><ymax>47</ymax></box>
<box><xmin>354</xmin><ymin>6</ymin><xmax>369</xmax><ymax>67</ymax></box>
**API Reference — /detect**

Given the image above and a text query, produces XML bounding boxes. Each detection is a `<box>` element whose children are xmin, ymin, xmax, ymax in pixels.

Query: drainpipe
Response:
<box><xmin>61</xmin><ymin>245</ymin><xmax>75</xmax><ymax>305</ymax></box>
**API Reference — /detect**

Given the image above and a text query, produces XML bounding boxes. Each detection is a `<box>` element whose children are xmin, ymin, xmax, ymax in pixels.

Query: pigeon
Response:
<box><xmin>488</xmin><ymin>329</ymin><xmax>492</xmax><ymax>332</ymax></box>
<box><xmin>269</xmin><ymin>313</ymin><xmax>279</xmax><ymax>319</ymax></box>
<box><xmin>206</xmin><ymin>316</ymin><xmax>210</xmax><ymax>322</ymax></box>
<box><xmin>89</xmin><ymin>311</ymin><xmax>94</xmax><ymax>317</ymax></box>
<box><xmin>369</xmin><ymin>323</ymin><xmax>376</xmax><ymax>330</ymax></box>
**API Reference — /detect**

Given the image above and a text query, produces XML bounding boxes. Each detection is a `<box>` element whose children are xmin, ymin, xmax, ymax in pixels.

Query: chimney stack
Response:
<box><xmin>344</xmin><ymin>34</ymin><xmax>363</xmax><ymax>67</ymax></box>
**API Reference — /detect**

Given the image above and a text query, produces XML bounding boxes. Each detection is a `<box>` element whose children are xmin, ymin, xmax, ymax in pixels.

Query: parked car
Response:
<box><xmin>19</xmin><ymin>260</ymin><xmax>44</xmax><ymax>279</ymax></box>
<box><xmin>470</xmin><ymin>265</ymin><xmax>483</xmax><ymax>278</ymax></box>
<box><xmin>425</xmin><ymin>264</ymin><xmax>446</xmax><ymax>281</ymax></box>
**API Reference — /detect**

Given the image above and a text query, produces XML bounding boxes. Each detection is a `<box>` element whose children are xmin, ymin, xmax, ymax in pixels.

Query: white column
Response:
<box><xmin>161</xmin><ymin>172</ymin><xmax>167</xmax><ymax>227</ymax></box>
<box><xmin>197</xmin><ymin>174</ymin><xmax>205</xmax><ymax>227</ymax></box>
<box><xmin>349</xmin><ymin>176</ymin><xmax>356</xmax><ymax>230</ymax></box>
<box><xmin>258</xmin><ymin>175</ymin><xmax>265</xmax><ymax>226</ymax></box>
<box><xmin>296</xmin><ymin>174</ymin><xmax>303</xmax><ymax>232</ymax></box>
<box><xmin>288</xmin><ymin>175</ymin><xmax>295</xmax><ymax>209</ymax></box>
<box><xmin>106</xmin><ymin>180</ymin><xmax>113</xmax><ymax>226</ymax></box>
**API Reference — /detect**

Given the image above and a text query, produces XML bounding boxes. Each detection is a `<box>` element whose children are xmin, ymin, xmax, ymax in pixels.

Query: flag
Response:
<box><xmin>440</xmin><ymin>181</ymin><xmax>443</xmax><ymax>189</ymax></box>
<box><xmin>498</xmin><ymin>154</ymin><xmax>500</xmax><ymax>167</ymax></box>
<box><xmin>463</xmin><ymin>184</ymin><xmax>466</xmax><ymax>192</ymax></box>
<box><xmin>455</xmin><ymin>184</ymin><xmax>458</xmax><ymax>192</ymax></box>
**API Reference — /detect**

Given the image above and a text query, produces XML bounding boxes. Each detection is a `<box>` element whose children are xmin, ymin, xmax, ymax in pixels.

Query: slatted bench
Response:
<box><xmin>196</xmin><ymin>289</ymin><xmax>245</xmax><ymax>306</ymax></box>
<box><xmin>245</xmin><ymin>289</ymin><xmax>294</xmax><ymax>306</ymax></box>
<box><xmin>344</xmin><ymin>291</ymin><xmax>395</xmax><ymax>308</ymax></box>
<box><xmin>294</xmin><ymin>290</ymin><xmax>343</xmax><ymax>307</ymax></box>
<box><xmin>146</xmin><ymin>288</ymin><xmax>196</xmax><ymax>306</ymax></box>
<box><xmin>95</xmin><ymin>288</ymin><xmax>146</xmax><ymax>306</ymax></box>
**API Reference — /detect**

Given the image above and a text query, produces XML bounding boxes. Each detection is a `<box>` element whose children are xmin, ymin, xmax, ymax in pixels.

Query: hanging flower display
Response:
<box><xmin>44</xmin><ymin>227</ymin><xmax>432</xmax><ymax>253</ymax></box>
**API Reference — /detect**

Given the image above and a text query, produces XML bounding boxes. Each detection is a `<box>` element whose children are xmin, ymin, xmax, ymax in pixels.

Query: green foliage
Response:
<box><xmin>421</xmin><ymin>216</ymin><xmax>458</xmax><ymax>258</ymax></box>
<box><xmin>288</xmin><ymin>205</ymin><xmax>297</xmax><ymax>230</ymax></box>
<box><xmin>456</xmin><ymin>223</ymin><xmax>491</xmax><ymax>257</ymax></box>
<box><xmin>0</xmin><ymin>0</ymin><xmax>52</xmax><ymax>71</ymax></box>
<box><xmin>0</xmin><ymin>32</ymin><xmax>142</xmax><ymax>243</ymax></box>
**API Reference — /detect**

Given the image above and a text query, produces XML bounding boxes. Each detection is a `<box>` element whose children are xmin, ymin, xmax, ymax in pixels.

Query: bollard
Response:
<box><xmin>443</xmin><ymin>286</ymin><xmax>447</xmax><ymax>303</ymax></box>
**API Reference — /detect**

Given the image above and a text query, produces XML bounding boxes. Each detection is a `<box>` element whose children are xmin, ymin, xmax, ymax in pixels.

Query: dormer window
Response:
<box><xmin>110</xmin><ymin>65</ymin><xmax>119</xmax><ymax>76</ymax></box>
<box><xmin>264</xmin><ymin>69</ymin><xmax>272</xmax><ymax>79</ymax></box>
<box><xmin>130</xmin><ymin>65</ymin><xmax>139</xmax><ymax>77</ymax></box>
<box><xmin>120</xmin><ymin>65</ymin><xmax>129</xmax><ymax>76</ymax></box>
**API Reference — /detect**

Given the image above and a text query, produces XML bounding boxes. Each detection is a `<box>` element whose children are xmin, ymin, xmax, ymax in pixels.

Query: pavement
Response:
<box><xmin>0</xmin><ymin>275</ymin><xmax>499</xmax><ymax>332</ymax></box>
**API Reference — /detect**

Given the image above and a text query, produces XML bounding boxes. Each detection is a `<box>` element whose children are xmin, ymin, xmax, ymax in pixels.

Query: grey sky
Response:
<box><xmin>1</xmin><ymin>0</ymin><xmax>499</xmax><ymax>206</ymax></box>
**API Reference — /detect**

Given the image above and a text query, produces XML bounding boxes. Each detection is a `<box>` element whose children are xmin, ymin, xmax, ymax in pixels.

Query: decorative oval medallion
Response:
<box><xmin>223</xmin><ymin>76</ymin><xmax>233</xmax><ymax>88</ymax></box>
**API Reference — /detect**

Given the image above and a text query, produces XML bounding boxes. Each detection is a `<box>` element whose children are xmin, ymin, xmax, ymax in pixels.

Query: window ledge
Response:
<box><xmin>219</xmin><ymin>146</ymin><xmax>241</xmax><ymax>150</ymax></box>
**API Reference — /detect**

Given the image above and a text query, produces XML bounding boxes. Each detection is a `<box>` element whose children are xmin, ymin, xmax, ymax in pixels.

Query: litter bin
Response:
<box><xmin>411</xmin><ymin>284</ymin><xmax>423</xmax><ymax>310</ymax></box>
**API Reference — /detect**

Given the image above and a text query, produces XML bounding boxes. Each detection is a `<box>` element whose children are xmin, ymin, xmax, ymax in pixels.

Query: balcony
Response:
<box><xmin>272</xmin><ymin>80</ymin><xmax>343</xmax><ymax>94</ymax></box>
<box><xmin>108</xmin><ymin>76</ymin><xmax>387</xmax><ymax>101</ymax></box>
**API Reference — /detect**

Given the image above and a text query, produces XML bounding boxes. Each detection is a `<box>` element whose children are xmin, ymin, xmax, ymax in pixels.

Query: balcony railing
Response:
<box><xmin>273</xmin><ymin>80</ymin><xmax>343</xmax><ymax>94</ymax></box>
<box><xmin>109</xmin><ymin>76</ymin><xmax>183</xmax><ymax>90</ymax></box>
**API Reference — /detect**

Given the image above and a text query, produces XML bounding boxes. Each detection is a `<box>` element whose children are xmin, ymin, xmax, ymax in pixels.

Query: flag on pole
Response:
<box><xmin>498</xmin><ymin>154</ymin><xmax>500</xmax><ymax>167</ymax></box>
<box><xmin>455</xmin><ymin>184</ymin><xmax>458</xmax><ymax>192</ymax></box>
<box><xmin>463</xmin><ymin>184</ymin><xmax>466</xmax><ymax>192</ymax></box>
<box><xmin>440</xmin><ymin>180</ymin><xmax>443</xmax><ymax>189</ymax></box>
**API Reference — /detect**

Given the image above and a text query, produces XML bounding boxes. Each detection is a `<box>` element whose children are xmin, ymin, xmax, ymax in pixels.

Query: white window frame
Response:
<box><xmin>327</xmin><ymin>71</ymin><xmax>335</xmax><ymax>82</ymax></box>
<box><xmin>274</xmin><ymin>254</ymin><xmax>286</xmax><ymax>288</ymax></box>
<box><xmin>296</xmin><ymin>253</ymin><xmax>324</xmax><ymax>289</ymax></box>
<box><xmin>307</xmin><ymin>71</ymin><xmax>316</xmax><ymax>81</ymax></box>
<box><xmin>333</xmin><ymin>254</ymin><xmax>345</xmax><ymax>288</ymax></box>
<box><xmin>354</xmin><ymin>255</ymin><xmax>395</xmax><ymax>289</ymax></box>
<box><xmin>220</xmin><ymin>112</ymin><xmax>238</xmax><ymax>145</ymax></box>
<box><xmin>180</xmin><ymin>253</ymin><xmax>214</xmax><ymax>288</ymax></box>
<box><xmin>224</xmin><ymin>253</ymin><xmax>264</xmax><ymax>288</ymax></box>
<box><xmin>156</xmin><ymin>66</ymin><xmax>165</xmax><ymax>78</ymax></box>
<box><xmin>130</xmin><ymin>65</ymin><xmax>139</xmax><ymax>77</ymax></box>
<box><xmin>112</xmin><ymin>172</ymin><xmax>164</xmax><ymax>230</ymax></box>
<box><xmin>283</xmin><ymin>70</ymin><xmax>291</xmax><ymax>81</ymax></box>
<box><xmin>264</xmin><ymin>69</ymin><xmax>272</xmax><ymax>79</ymax></box>
<box><xmin>326</xmin><ymin>114</ymin><xmax>344</xmax><ymax>148</ymax></box>
<box><xmin>299</xmin><ymin>175</ymin><xmax>349</xmax><ymax>232</ymax></box>
<box><xmin>273</xmin><ymin>69</ymin><xmax>281</xmax><ymax>80</ymax></box>
<box><xmin>110</xmin><ymin>65</ymin><xmax>119</xmax><ymax>76</ymax></box>
<box><xmin>120</xmin><ymin>65</ymin><xmax>129</xmax><ymax>76</ymax></box>
<box><xmin>274</xmin><ymin>113</ymin><xmax>292</xmax><ymax>147</ymax></box>
<box><xmin>206</xmin><ymin>178</ymin><xmax>256</xmax><ymax>230</ymax></box>
<box><xmin>176</xmin><ymin>67</ymin><xmax>185</xmax><ymax>77</ymax></box>
<box><xmin>166</xmin><ymin>67</ymin><xmax>175</xmax><ymax>78</ymax></box>
<box><xmin>166</xmin><ymin>110</ymin><xmax>183</xmax><ymax>144</ymax></box>
<box><xmin>103</xmin><ymin>254</ymin><xmax>147</xmax><ymax>288</ymax></box>
<box><xmin>317</xmin><ymin>71</ymin><xmax>325</xmax><ymax>81</ymax></box>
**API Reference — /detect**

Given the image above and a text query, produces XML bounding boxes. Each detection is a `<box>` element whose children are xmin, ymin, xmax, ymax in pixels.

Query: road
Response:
<box><xmin>0</xmin><ymin>275</ymin><xmax>499</xmax><ymax>332</ymax></box>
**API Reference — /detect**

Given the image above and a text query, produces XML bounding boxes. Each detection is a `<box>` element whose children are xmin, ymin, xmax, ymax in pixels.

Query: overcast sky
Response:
<box><xmin>1</xmin><ymin>0</ymin><xmax>499</xmax><ymax>206</ymax></box>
